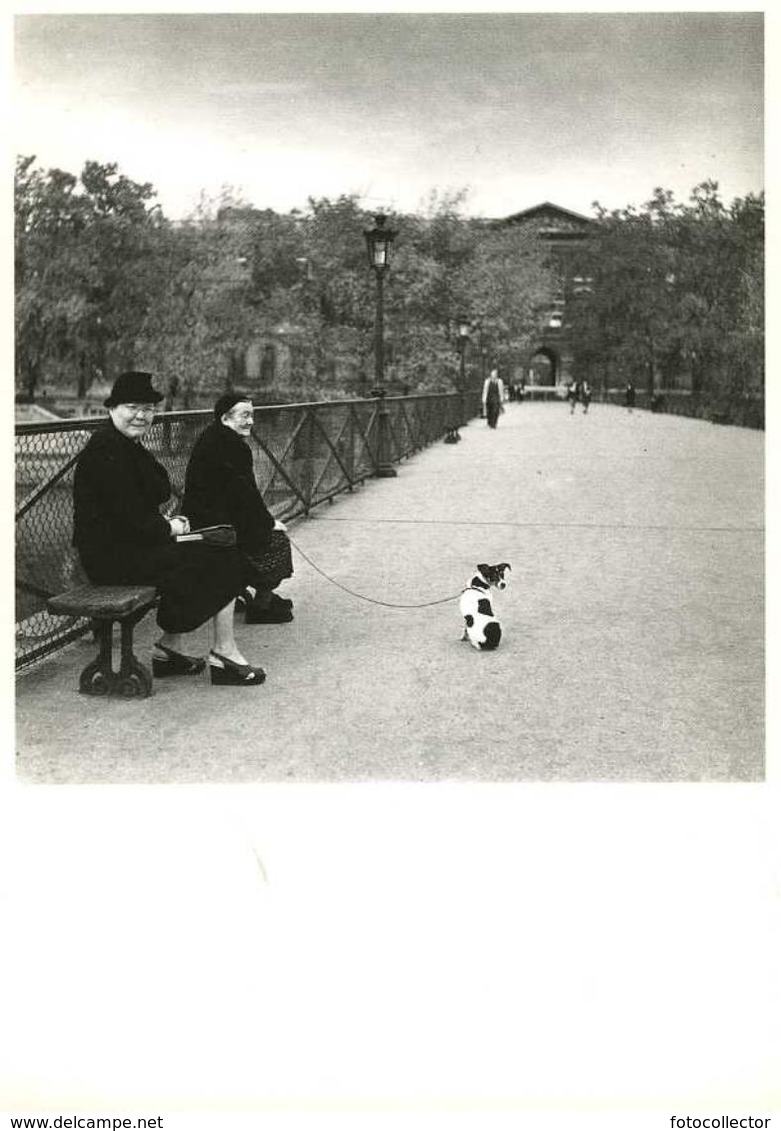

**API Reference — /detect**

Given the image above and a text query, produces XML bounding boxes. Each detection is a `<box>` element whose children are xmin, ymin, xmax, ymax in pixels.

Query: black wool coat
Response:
<box><xmin>73</xmin><ymin>421</ymin><xmax>241</xmax><ymax>634</ymax></box>
<box><xmin>182</xmin><ymin>422</ymin><xmax>275</xmax><ymax>554</ymax></box>
<box><xmin>73</xmin><ymin>422</ymin><xmax>172</xmax><ymax>572</ymax></box>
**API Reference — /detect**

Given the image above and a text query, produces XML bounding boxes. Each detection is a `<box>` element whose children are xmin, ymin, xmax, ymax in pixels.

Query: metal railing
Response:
<box><xmin>519</xmin><ymin>385</ymin><xmax>763</xmax><ymax>428</ymax></box>
<box><xmin>599</xmin><ymin>387</ymin><xmax>764</xmax><ymax>427</ymax></box>
<box><xmin>519</xmin><ymin>385</ymin><xmax>696</xmax><ymax>408</ymax></box>
<box><xmin>16</xmin><ymin>391</ymin><xmax>474</xmax><ymax>671</ymax></box>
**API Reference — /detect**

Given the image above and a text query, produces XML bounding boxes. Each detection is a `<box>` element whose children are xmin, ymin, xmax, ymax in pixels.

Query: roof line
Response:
<box><xmin>498</xmin><ymin>201</ymin><xmax>598</xmax><ymax>226</ymax></box>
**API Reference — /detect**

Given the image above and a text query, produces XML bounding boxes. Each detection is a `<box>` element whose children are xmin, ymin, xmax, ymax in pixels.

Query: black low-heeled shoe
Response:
<box><xmin>245</xmin><ymin>601</ymin><xmax>294</xmax><ymax>624</ymax></box>
<box><xmin>152</xmin><ymin>642</ymin><xmax>207</xmax><ymax>677</ymax></box>
<box><xmin>208</xmin><ymin>651</ymin><xmax>266</xmax><ymax>686</ymax></box>
<box><xmin>239</xmin><ymin>590</ymin><xmax>293</xmax><ymax>615</ymax></box>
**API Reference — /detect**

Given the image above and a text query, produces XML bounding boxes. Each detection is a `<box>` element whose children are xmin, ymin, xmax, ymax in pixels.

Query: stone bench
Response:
<box><xmin>47</xmin><ymin>584</ymin><xmax>159</xmax><ymax>698</ymax></box>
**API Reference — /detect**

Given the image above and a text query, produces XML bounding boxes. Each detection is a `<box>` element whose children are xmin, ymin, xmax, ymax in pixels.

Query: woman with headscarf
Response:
<box><xmin>182</xmin><ymin>393</ymin><xmax>294</xmax><ymax>624</ymax></box>
<box><xmin>72</xmin><ymin>371</ymin><xmax>266</xmax><ymax>686</ymax></box>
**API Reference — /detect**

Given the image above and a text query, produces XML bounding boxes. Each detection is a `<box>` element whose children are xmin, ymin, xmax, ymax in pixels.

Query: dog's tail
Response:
<box><xmin>480</xmin><ymin>622</ymin><xmax>502</xmax><ymax>650</ymax></box>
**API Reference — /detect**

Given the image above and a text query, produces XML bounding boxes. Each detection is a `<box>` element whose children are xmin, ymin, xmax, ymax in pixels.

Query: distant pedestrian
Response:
<box><xmin>625</xmin><ymin>382</ymin><xmax>636</xmax><ymax>412</ymax></box>
<box><xmin>482</xmin><ymin>368</ymin><xmax>505</xmax><ymax>429</ymax></box>
<box><xmin>567</xmin><ymin>380</ymin><xmax>581</xmax><ymax>414</ymax></box>
<box><xmin>581</xmin><ymin>381</ymin><xmax>592</xmax><ymax>414</ymax></box>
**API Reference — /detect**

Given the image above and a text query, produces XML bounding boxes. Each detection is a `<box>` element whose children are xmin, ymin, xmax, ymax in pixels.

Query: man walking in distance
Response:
<box><xmin>482</xmin><ymin>367</ymin><xmax>505</xmax><ymax>429</ymax></box>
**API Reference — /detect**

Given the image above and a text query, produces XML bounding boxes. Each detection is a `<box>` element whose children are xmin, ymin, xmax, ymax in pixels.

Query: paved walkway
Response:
<box><xmin>15</xmin><ymin>401</ymin><xmax>764</xmax><ymax>783</ymax></box>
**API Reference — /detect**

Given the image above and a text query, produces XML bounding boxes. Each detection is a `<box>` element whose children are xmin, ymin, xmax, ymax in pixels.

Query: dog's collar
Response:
<box><xmin>466</xmin><ymin>576</ymin><xmax>490</xmax><ymax>592</ymax></box>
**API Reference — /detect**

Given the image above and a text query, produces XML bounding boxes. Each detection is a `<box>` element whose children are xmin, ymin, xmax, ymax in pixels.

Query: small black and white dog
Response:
<box><xmin>459</xmin><ymin>562</ymin><xmax>511</xmax><ymax>650</ymax></box>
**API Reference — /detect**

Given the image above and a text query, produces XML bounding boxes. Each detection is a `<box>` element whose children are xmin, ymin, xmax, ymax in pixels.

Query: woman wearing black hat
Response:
<box><xmin>72</xmin><ymin>371</ymin><xmax>266</xmax><ymax>686</ymax></box>
<box><xmin>182</xmin><ymin>393</ymin><xmax>294</xmax><ymax>624</ymax></box>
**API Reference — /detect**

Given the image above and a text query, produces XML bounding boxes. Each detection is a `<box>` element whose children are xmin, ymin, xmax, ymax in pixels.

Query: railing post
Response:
<box><xmin>374</xmin><ymin>390</ymin><xmax>397</xmax><ymax>479</ymax></box>
<box><xmin>300</xmin><ymin>408</ymin><xmax>317</xmax><ymax>512</ymax></box>
<box><xmin>343</xmin><ymin>409</ymin><xmax>356</xmax><ymax>487</ymax></box>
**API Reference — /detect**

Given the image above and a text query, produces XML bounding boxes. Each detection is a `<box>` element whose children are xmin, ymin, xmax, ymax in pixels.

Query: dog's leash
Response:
<box><xmin>287</xmin><ymin>535</ymin><xmax>462</xmax><ymax>609</ymax></box>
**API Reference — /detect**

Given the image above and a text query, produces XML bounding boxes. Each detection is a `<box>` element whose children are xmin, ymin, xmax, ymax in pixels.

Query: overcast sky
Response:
<box><xmin>14</xmin><ymin>10</ymin><xmax>764</xmax><ymax>221</ymax></box>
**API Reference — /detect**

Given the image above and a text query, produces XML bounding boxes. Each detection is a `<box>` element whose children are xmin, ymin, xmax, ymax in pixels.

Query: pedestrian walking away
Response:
<box><xmin>625</xmin><ymin>381</ymin><xmax>636</xmax><ymax>412</ymax></box>
<box><xmin>581</xmin><ymin>380</ymin><xmax>592</xmax><ymax>414</ymax></box>
<box><xmin>482</xmin><ymin>367</ymin><xmax>505</xmax><ymax>429</ymax></box>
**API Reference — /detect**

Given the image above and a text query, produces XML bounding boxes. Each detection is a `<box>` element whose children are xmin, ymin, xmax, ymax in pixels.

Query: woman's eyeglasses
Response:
<box><xmin>123</xmin><ymin>404</ymin><xmax>157</xmax><ymax>417</ymax></box>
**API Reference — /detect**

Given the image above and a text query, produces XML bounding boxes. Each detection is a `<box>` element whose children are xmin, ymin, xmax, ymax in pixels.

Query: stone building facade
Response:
<box><xmin>497</xmin><ymin>202</ymin><xmax>597</xmax><ymax>388</ymax></box>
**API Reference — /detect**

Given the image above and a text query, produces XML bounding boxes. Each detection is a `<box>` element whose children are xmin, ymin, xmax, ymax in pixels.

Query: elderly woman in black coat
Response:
<box><xmin>182</xmin><ymin>393</ymin><xmax>294</xmax><ymax>624</ymax></box>
<box><xmin>72</xmin><ymin>371</ymin><xmax>266</xmax><ymax>686</ymax></box>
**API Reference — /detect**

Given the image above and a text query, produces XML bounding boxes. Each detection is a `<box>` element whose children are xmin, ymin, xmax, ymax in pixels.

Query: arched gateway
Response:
<box><xmin>525</xmin><ymin>345</ymin><xmax>560</xmax><ymax>387</ymax></box>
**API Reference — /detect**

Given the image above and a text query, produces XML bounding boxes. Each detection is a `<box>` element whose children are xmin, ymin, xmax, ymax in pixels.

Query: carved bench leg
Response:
<box><xmin>117</xmin><ymin>612</ymin><xmax>154</xmax><ymax>698</ymax></box>
<box><xmin>78</xmin><ymin>610</ymin><xmax>154</xmax><ymax>698</ymax></box>
<box><xmin>79</xmin><ymin>619</ymin><xmax>115</xmax><ymax>696</ymax></box>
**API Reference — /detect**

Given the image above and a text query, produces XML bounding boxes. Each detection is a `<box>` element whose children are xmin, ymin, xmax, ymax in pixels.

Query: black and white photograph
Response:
<box><xmin>13</xmin><ymin>10</ymin><xmax>765</xmax><ymax>785</ymax></box>
<box><xmin>5</xmin><ymin>5</ymin><xmax>779</xmax><ymax>1126</ymax></box>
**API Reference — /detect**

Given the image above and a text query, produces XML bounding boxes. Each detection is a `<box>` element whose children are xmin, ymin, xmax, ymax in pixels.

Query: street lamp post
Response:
<box><xmin>456</xmin><ymin>314</ymin><xmax>471</xmax><ymax>426</ymax></box>
<box><xmin>473</xmin><ymin>315</ymin><xmax>487</xmax><ymax>397</ymax></box>
<box><xmin>364</xmin><ymin>214</ymin><xmax>398</xmax><ymax>478</ymax></box>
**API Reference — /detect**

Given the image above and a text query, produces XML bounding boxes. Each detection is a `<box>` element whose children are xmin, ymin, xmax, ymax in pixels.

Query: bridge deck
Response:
<box><xmin>15</xmin><ymin>401</ymin><xmax>764</xmax><ymax>783</ymax></box>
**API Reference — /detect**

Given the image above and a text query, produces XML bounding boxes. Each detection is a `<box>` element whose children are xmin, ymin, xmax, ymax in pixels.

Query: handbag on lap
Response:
<box><xmin>175</xmin><ymin>524</ymin><xmax>237</xmax><ymax>547</ymax></box>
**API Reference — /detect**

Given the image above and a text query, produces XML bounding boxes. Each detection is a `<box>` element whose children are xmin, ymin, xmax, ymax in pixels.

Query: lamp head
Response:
<box><xmin>364</xmin><ymin>213</ymin><xmax>397</xmax><ymax>272</ymax></box>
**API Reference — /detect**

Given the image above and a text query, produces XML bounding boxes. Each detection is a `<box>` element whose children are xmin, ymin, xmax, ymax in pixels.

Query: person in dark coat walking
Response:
<box><xmin>625</xmin><ymin>381</ymin><xmax>636</xmax><ymax>412</ymax></box>
<box><xmin>182</xmin><ymin>393</ymin><xmax>294</xmax><ymax>624</ymax></box>
<box><xmin>482</xmin><ymin>368</ymin><xmax>505</xmax><ymax>429</ymax></box>
<box><xmin>72</xmin><ymin>371</ymin><xmax>266</xmax><ymax>686</ymax></box>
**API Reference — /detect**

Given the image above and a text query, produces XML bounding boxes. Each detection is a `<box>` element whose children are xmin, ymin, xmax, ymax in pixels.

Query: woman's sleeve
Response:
<box><xmin>222</xmin><ymin>445</ymin><xmax>275</xmax><ymax>544</ymax></box>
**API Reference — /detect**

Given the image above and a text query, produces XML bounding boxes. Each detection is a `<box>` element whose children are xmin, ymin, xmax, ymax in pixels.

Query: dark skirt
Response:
<box><xmin>80</xmin><ymin>541</ymin><xmax>243</xmax><ymax>635</ymax></box>
<box><xmin>242</xmin><ymin>529</ymin><xmax>294</xmax><ymax>591</ymax></box>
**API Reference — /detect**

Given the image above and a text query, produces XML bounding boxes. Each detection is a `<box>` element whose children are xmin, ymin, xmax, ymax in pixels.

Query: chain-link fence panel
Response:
<box><xmin>17</xmin><ymin>422</ymin><xmax>96</xmax><ymax>667</ymax></box>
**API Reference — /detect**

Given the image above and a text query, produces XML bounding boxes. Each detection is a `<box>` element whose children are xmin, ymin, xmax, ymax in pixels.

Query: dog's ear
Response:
<box><xmin>499</xmin><ymin>562</ymin><xmax>512</xmax><ymax>572</ymax></box>
<box><xmin>476</xmin><ymin>563</ymin><xmax>489</xmax><ymax>576</ymax></box>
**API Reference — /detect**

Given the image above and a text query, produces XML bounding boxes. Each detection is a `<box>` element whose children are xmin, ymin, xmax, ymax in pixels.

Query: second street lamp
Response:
<box><xmin>364</xmin><ymin>213</ymin><xmax>398</xmax><ymax>477</ymax></box>
<box><xmin>364</xmin><ymin>214</ymin><xmax>397</xmax><ymax>390</ymax></box>
<box><xmin>457</xmin><ymin>315</ymin><xmax>471</xmax><ymax>427</ymax></box>
<box><xmin>473</xmin><ymin>313</ymin><xmax>487</xmax><ymax>387</ymax></box>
